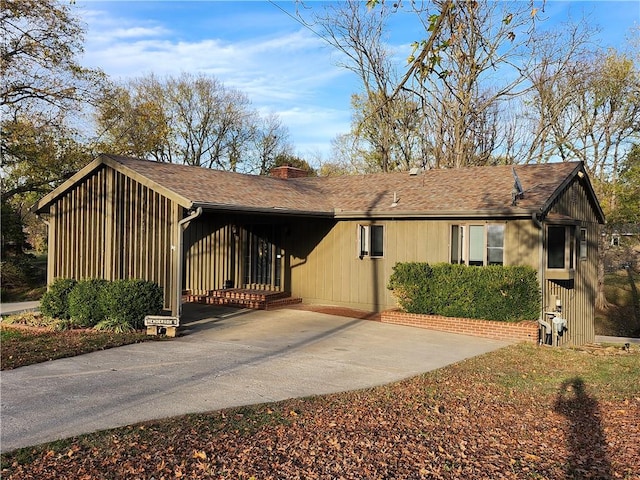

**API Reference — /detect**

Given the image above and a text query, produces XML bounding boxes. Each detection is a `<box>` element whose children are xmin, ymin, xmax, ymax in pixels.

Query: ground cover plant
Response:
<box><xmin>0</xmin><ymin>315</ymin><xmax>156</xmax><ymax>370</ymax></box>
<box><xmin>2</xmin><ymin>343</ymin><xmax>638</xmax><ymax>479</ymax></box>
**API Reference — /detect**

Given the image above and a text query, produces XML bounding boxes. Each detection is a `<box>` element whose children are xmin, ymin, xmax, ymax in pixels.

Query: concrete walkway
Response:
<box><xmin>0</xmin><ymin>301</ymin><xmax>40</xmax><ymax>316</ymax></box>
<box><xmin>595</xmin><ymin>335</ymin><xmax>640</xmax><ymax>345</ymax></box>
<box><xmin>0</xmin><ymin>306</ymin><xmax>510</xmax><ymax>453</ymax></box>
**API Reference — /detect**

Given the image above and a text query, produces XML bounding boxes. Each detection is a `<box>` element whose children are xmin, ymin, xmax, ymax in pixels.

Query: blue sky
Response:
<box><xmin>75</xmin><ymin>1</ymin><xmax>639</xmax><ymax>162</ymax></box>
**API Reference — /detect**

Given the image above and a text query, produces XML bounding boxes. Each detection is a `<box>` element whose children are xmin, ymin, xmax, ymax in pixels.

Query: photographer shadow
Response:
<box><xmin>554</xmin><ymin>377</ymin><xmax>613</xmax><ymax>479</ymax></box>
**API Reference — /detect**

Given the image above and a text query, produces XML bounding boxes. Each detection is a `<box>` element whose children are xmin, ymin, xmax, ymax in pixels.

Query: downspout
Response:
<box><xmin>176</xmin><ymin>207</ymin><xmax>203</xmax><ymax>320</ymax></box>
<box><xmin>532</xmin><ymin>212</ymin><xmax>550</xmax><ymax>343</ymax></box>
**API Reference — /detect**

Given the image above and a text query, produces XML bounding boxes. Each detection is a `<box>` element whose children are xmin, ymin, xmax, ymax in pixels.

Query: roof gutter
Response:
<box><xmin>191</xmin><ymin>202</ymin><xmax>334</xmax><ymax>218</ymax></box>
<box><xmin>532</xmin><ymin>211</ymin><xmax>545</xmax><ymax>335</ymax></box>
<box><xmin>333</xmin><ymin>208</ymin><xmax>536</xmax><ymax>220</ymax></box>
<box><xmin>176</xmin><ymin>206</ymin><xmax>202</xmax><ymax>320</ymax></box>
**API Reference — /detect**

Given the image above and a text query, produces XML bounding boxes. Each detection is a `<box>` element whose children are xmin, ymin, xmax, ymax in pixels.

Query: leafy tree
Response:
<box><xmin>527</xmin><ymin>47</ymin><xmax>639</xmax><ymax>309</ymax></box>
<box><xmin>1</xmin><ymin>0</ymin><xmax>104</xmax><ymax>113</ymax></box>
<box><xmin>1</xmin><ymin>0</ymin><xmax>103</xmax><ymax>201</ymax></box>
<box><xmin>0</xmin><ymin>201</ymin><xmax>26</xmax><ymax>256</ymax></box>
<box><xmin>1</xmin><ymin>114</ymin><xmax>91</xmax><ymax>202</ymax></box>
<box><xmin>607</xmin><ymin>144</ymin><xmax>640</xmax><ymax>226</ymax></box>
<box><xmin>269</xmin><ymin>154</ymin><xmax>317</xmax><ymax>177</ymax></box>
<box><xmin>1</xmin><ymin>0</ymin><xmax>105</xmax><ymax>281</ymax></box>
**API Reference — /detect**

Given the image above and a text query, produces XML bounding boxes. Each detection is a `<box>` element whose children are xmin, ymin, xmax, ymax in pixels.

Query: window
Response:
<box><xmin>468</xmin><ymin>225</ymin><xmax>484</xmax><ymax>266</ymax></box>
<box><xmin>450</xmin><ymin>223</ymin><xmax>505</xmax><ymax>266</ymax></box>
<box><xmin>487</xmin><ymin>224</ymin><xmax>505</xmax><ymax>265</ymax></box>
<box><xmin>451</xmin><ymin>225</ymin><xmax>463</xmax><ymax>264</ymax></box>
<box><xmin>546</xmin><ymin>224</ymin><xmax>576</xmax><ymax>279</ymax></box>
<box><xmin>547</xmin><ymin>226</ymin><xmax>566</xmax><ymax>269</ymax></box>
<box><xmin>580</xmin><ymin>228</ymin><xmax>588</xmax><ymax>259</ymax></box>
<box><xmin>611</xmin><ymin>234</ymin><xmax>620</xmax><ymax>247</ymax></box>
<box><xmin>358</xmin><ymin>224</ymin><xmax>384</xmax><ymax>258</ymax></box>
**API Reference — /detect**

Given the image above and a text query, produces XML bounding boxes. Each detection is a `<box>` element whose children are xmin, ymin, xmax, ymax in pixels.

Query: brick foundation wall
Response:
<box><xmin>381</xmin><ymin>310</ymin><xmax>539</xmax><ymax>343</ymax></box>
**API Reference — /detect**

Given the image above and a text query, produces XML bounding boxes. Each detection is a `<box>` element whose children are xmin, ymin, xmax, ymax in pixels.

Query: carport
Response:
<box><xmin>0</xmin><ymin>306</ymin><xmax>511</xmax><ymax>453</ymax></box>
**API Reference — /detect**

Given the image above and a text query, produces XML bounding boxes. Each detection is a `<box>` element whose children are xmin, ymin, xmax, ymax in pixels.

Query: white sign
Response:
<box><xmin>144</xmin><ymin>315</ymin><xmax>179</xmax><ymax>327</ymax></box>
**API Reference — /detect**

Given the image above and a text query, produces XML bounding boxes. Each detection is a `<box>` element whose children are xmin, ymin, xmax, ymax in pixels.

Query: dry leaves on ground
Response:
<box><xmin>2</xmin><ymin>344</ymin><xmax>639</xmax><ymax>479</ymax></box>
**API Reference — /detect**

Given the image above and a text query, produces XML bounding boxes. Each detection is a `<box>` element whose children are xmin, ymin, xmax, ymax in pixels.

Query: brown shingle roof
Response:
<box><xmin>293</xmin><ymin>162</ymin><xmax>581</xmax><ymax>216</ymax></box>
<box><xmin>35</xmin><ymin>154</ymin><xmax>594</xmax><ymax>220</ymax></box>
<box><xmin>107</xmin><ymin>155</ymin><xmax>583</xmax><ymax>218</ymax></box>
<box><xmin>108</xmin><ymin>155</ymin><xmax>334</xmax><ymax>214</ymax></box>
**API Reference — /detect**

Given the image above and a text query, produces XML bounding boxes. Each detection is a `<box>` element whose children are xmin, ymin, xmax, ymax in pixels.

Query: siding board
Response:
<box><xmin>46</xmin><ymin>165</ymin><xmax>177</xmax><ymax>310</ymax></box>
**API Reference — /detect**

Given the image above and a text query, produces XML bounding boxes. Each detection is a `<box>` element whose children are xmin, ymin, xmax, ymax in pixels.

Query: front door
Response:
<box><xmin>242</xmin><ymin>225</ymin><xmax>282</xmax><ymax>290</ymax></box>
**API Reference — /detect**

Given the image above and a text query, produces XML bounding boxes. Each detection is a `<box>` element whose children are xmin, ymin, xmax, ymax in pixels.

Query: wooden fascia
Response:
<box><xmin>31</xmin><ymin>154</ymin><xmax>194</xmax><ymax>214</ymax></box>
<box><xmin>538</xmin><ymin>162</ymin><xmax>606</xmax><ymax>225</ymax></box>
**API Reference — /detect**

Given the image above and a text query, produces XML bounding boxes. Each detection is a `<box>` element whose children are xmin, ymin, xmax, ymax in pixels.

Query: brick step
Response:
<box><xmin>208</xmin><ymin>289</ymin><xmax>290</xmax><ymax>302</ymax></box>
<box><xmin>186</xmin><ymin>292</ymin><xmax>301</xmax><ymax>311</ymax></box>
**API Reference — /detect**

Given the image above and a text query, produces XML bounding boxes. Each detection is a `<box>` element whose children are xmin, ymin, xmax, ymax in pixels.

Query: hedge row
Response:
<box><xmin>40</xmin><ymin>278</ymin><xmax>163</xmax><ymax>330</ymax></box>
<box><xmin>387</xmin><ymin>262</ymin><xmax>540</xmax><ymax>322</ymax></box>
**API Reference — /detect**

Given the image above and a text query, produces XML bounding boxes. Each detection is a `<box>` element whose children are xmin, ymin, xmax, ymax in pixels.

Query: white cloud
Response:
<box><xmin>76</xmin><ymin>3</ymin><xmax>359</xmax><ymax>158</ymax></box>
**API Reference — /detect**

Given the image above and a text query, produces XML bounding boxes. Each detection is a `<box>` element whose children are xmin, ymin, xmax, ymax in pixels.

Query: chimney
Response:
<box><xmin>270</xmin><ymin>165</ymin><xmax>308</xmax><ymax>179</ymax></box>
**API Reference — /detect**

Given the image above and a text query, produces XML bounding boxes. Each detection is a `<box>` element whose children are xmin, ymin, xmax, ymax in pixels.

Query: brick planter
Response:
<box><xmin>381</xmin><ymin>310</ymin><xmax>538</xmax><ymax>343</ymax></box>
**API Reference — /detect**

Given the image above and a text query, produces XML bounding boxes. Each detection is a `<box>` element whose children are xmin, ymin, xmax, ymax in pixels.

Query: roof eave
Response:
<box><xmin>31</xmin><ymin>156</ymin><xmax>105</xmax><ymax>214</ymax></box>
<box><xmin>333</xmin><ymin>208</ymin><xmax>536</xmax><ymax>219</ymax></box>
<box><xmin>538</xmin><ymin>162</ymin><xmax>606</xmax><ymax>224</ymax></box>
<box><xmin>192</xmin><ymin>202</ymin><xmax>334</xmax><ymax>217</ymax></box>
<box><xmin>31</xmin><ymin>154</ymin><xmax>194</xmax><ymax>214</ymax></box>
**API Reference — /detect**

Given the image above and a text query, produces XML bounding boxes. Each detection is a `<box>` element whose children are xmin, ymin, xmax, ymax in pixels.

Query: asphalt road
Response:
<box><xmin>1</xmin><ymin>305</ymin><xmax>510</xmax><ymax>453</ymax></box>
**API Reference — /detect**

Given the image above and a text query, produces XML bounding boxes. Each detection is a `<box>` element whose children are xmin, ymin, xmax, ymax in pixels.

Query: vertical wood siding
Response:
<box><xmin>47</xmin><ymin>166</ymin><xmax>177</xmax><ymax>310</ymax></box>
<box><xmin>544</xmin><ymin>179</ymin><xmax>600</xmax><ymax>345</ymax></box>
<box><xmin>183</xmin><ymin>216</ymin><xmax>238</xmax><ymax>294</ymax></box>
<box><xmin>288</xmin><ymin>218</ymin><xmax>540</xmax><ymax>312</ymax></box>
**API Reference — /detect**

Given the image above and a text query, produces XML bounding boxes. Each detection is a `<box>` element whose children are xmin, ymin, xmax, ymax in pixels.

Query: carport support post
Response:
<box><xmin>175</xmin><ymin>207</ymin><xmax>202</xmax><ymax>319</ymax></box>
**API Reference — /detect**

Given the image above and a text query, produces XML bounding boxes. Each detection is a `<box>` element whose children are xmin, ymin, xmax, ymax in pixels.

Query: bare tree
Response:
<box><xmin>249</xmin><ymin>113</ymin><xmax>293</xmax><ymax>175</ymax></box>
<box><xmin>96</xmin><ymin>73</ymin><xmax>291</xmax><ymax>172</ymax></box>
<box><xmin>307</xmin><ymin>0</ymin><xmax>543</xmax><ymax>170</ymax></box>
<box><xmin>527</xmin><ymin>47</ymin><xmax>640</xmax><ymax>309</ymax></box>
<box><xmin>311</xmin><ymin>0</ymin><xmax>424</xmax><ymax>172</ymax></box>
<box><xmin>402</xmin><ymin>1</ymin><xmax>540</xmax><ymax>167</ymax></box>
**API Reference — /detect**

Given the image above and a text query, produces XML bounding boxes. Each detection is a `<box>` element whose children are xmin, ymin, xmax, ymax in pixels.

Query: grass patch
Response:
<box><xmin>596</xmin><ymin>270</ymin><xmax>640</xmax><ymax>337</ymax></box>
<box><xmin>2</xmin><ymin>343</ymin><xmax>638</xmax><ymax>479</ymax></box>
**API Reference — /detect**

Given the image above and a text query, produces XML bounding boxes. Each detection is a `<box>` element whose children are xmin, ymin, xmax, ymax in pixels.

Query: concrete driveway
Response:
<box><xmin>1</xmin><ymin>305</ymin><xmax>510</xmax><ymax>453</ymax></box>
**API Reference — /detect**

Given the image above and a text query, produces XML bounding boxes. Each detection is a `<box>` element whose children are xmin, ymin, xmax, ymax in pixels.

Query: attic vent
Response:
<box><xmin>409</xmin><ymin>167</ymin><xmax>420</xmax><ymax>176</ymax></box>
<box><xmin>511</xmin><ymin>167</ymin><xmax>524</xmax><ymax>206</ymax></box>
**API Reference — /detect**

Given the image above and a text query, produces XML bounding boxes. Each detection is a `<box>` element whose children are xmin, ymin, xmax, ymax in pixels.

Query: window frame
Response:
<box><xmin>545</xmin><ymin>224</ymin><xmax>577</xmax><ymax>279</ymax></box>
<box><xmin>449</xmin><ymin>223</ymin><xmax>505</xmax><ymax>267</ymax></box>
<box><xmin>579</xmin><ymin>227</ymin><xmax>588</xmax><ymax>260</ymax></box>
<box><xmin>358</xmin><ymin>224</ymin><xmax>384</xmax><ymax>259</ymax></box>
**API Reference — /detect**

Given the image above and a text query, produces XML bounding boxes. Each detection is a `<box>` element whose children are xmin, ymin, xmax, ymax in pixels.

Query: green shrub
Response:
<box><xmin>388</xmin><ymin>262</ymin><xmax>540</xmax><ymax>322</ymax></box>
<box><xmin>40</xmin><ymin>278</ymin><xmax>78</xmax><ymax>320</ymax></box>
<box><xmin>99</xmin><ymin>279</ymin><xmax>163</xmax><ymax>329</ymax></box>
<box><xmin>68</xmin><ymin>279</ymin><xmax>109</xmax><ymax>327</ymax></box>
